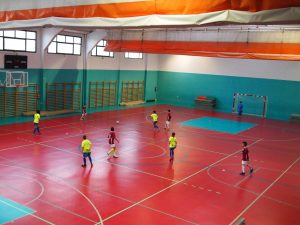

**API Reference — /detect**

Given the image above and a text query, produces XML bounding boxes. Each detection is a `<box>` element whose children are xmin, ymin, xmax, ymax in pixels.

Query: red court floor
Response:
<box><xmin>0</xmin><ymin>105</ymin><xmax>300</xmax><ymax>225</ymax></box>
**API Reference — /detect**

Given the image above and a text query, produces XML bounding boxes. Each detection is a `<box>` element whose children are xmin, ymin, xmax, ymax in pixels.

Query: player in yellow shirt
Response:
<box><xmin>169</xmin><ymin>132</ymin><xmax>177</xmax><ymax>161</ymax></box>
<box><xmin>33</xmin><ymin>110</ymin><xmax>41</xmax><ymax>135</ymax></box>
<box><xmin>81</xmin><ymin>135</ymin><xmax>93</xmax><ymax>167</ymax></box>
<box><xmin>150</xmin><ymin>110</ymin><xmax>159</xmax><ymax>129</ymax></box>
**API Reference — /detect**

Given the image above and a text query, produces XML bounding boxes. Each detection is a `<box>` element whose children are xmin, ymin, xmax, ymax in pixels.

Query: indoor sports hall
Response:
<box><xmin>0</xmin><ymin>1</ymin><xmax>300</xmax><ymax>225</ymax></box>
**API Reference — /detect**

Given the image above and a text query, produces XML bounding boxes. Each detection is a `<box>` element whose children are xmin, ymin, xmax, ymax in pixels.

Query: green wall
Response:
<box><xmin>157</xmin><ymin>71</ymin><xmax>300</xmax><ymax>120</ymax></box>
<box><xmin>0</xmin><ymin>69</ymin><xmax>157</xmax><ymax>113</ymax></box>
<box><xmin>4</xmin><ymin>68</ymin><xmax>299</xmax><ymax>121</ymax></box>
<box><xmin>86</xmin><ymin>69</ymin><xmax>157</xmax><ymax>104</ymax></box>
<box><xmin>145</xmin><ymin>71</ymin><xmax>158</xmax><ymax>101</ymax></box>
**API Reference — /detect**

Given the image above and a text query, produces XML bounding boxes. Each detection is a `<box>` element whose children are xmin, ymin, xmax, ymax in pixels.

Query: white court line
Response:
<box><xmin>0</xmin><ymin>182</ymin><xmax>98</xmax><ymax>223</ymax></box>
<box><xmin>7</xmin><ymin>126</ymin><xmax>250</xmax><ymax>224</ymax></box>
<box><xmin>107</xmin><ymin>160</ymin><xmax>176</xmax><ymax>182</ymax></box>
<box><xmin>0</xmin><ymin>162</ymin><xmax>103</xmax><ymax>225</ymax></box>
<box><xmin>229</xmin><ymin>155</ymin><xmax>300</xmax><ymax>225</ymax></box>
<box><xmin>206</xmin><ymin>165</ymin><xmax>259</xmax><ymax>196</ymax></box>
<box><xmin>19</xmin><ymin>177</ymin><xmax>44</xmax><ymax>205</ymax></box>
<box><xmin>40</xmin><ymin>142</ymin><xmax>176</xmax><ymax>182</ymax></box>
<box><xmin>73</xmin><ymin>181</ymin><xmax>198</xmax><ymax>225</ymax></box>
<box><xmin>206</xmin><ymin>163</ymin><xmax>300</xmax><ymax>210</ymax></box>
<box><xmin>263</xmin><ymin>195</ymin><xmax>300</xmax><ymax>210</ymax></box>
<box><xmin>179</xmin><ymin>124</ymin><xmax>300</xmax><ymax>142</ymax></box>
<box><xmin>0</xmin><ymin>126</ymin><xmax>105</xmax><ymax>152</ymax></box>
<box><xmin>0</xmin><ymin>143</ymin><xmax>36</xmax><ymax>152</ymax></box>
<box><xmin>0</xmin><ymin>199</ymin><xmax>54</xmax><ymax>225</ymax></box>
<box><xmin>177</xmin><ymin>111</ymin><xmax>300</xmax><ymax>142</ymax></box>
<box><xmin>30</xmin><ymin>132</ymin><xmax>177</xmax><ymax>183</ymax></box>
<box><xmin>0</xmin><ymin>109</ymin><xmax>149</xmax><ymax>136</ymax></box>
<box><xmin>0</xmin><ymin>140</ymin><xmax>177</xmax><ymax>187</ymax></box>
<box><xmin>38</xmin><ymin>143</ymin><xmax>82</xmax><ymax>156</ymax></box>
<box><xmin>258</xmin><ymin>166</ymin><xmax>300</xmax><ymax>177</ymax></box>
<box><xmin>118</xmin><ymin>134</ymin><xmax>230</xmax><ymax>158</ymax></box>
<box><xmin>36</xmin><ymin>131</ymin><xmax>264</xmax><ymax>187</ymax></box>
<box><xmin>0</xmin><ymin>131</ymin><xmax>176</xmax><ymax>183</ymax></box>
<box><xmin>234</xmin><ymin>167</ymin><xmax>261</xmax><ymax>187</ymax></box>
<box><xmin>97</xmin><ymin>139</ymin><xmax>263</xmax><ymax>223</ymax></box>
<box><xmin>119</xmin><ymin>140</ymin><xmax>167</xmax><ymax>159</ymax></box>
<box><xmin>0</xmin><ymin>111</ymin><xmax>266</xmax><ymax>187</ymax></box>
<box><xmin>0</xmin><ymin>116</ymin><xmax>151</xmax><ymax>152</ymax></box>
<box><xmin>182</xmin><ymin>144</ymin><xmax>229</xmax><ymax>156</ymax></box>
<box><xmin>41</xmin><ymin>141</ymin><xmax>176</xmax><ymax>182</ymax></box>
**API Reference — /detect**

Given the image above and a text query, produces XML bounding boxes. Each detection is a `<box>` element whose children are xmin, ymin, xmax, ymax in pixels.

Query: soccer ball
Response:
<box><xmin>116</xmin><ymin>121</ymin><xmax>119</xmax><ymax>124</ymax></box>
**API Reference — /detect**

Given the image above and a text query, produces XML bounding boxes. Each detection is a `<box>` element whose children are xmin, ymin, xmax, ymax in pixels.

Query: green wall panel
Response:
<box><xmin>157</xmin><ymin>71</ymin><xmax>300</xmax><ymax>120</ymax></box>
<box><xmin>43</xmin><ymin>69</ymin><xmax>83</xmax><ymax>83</ymax></box>
<box><xmin>145</xmin><ymin>71</ymin><xmax>158</xmax><ymax>101</ymax></box>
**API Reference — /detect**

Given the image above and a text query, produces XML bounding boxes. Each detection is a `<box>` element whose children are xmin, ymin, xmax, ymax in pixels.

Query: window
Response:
<box><xmin>91</xmin><ymin>40</ymin><xmax>114</xmax><ymax>57</ymax></box>
<box><xmin>125</xmin><ymin>52</ymin><xmax>143</xmax><ymax>59</ymax></box>
<box><xmin>48</xmin><ymin>34</ymin><xmax>81</xmax><ymax>55</ymax></box>
<box><xmin>0</xmin><ymin>30</ymin><xmax>36</xmax><ymax>52</ymax></box>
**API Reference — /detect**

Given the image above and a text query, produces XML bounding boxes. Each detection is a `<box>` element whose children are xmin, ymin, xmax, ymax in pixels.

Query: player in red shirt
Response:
<box><xmin>164</xmin><ymin>109</ymin><xmax>172</xmax><ymax>131</ymax></box>
<box><xmin>80</xmin><ymin>105</ymin><xmax>87</xmax><ymax>120</ymax></box>
<box><xmin>240</xmin><ymin>141</ymin><xmax>254</xmax><ymax>175</ymax></box>
<box><xmin>107</xmin><ymin>127</ymin><xmax>119</xmax><ymax>158</ymax></box>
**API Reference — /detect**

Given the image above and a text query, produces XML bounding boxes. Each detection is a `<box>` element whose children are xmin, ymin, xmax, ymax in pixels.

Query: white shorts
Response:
<box><xmin>82</xmin><ymin>113</ymin><xmax>87</xmax><ymax>116</ymax></box>
<box><xmin>242</xmin><ymin>160</ymin><xmax>248</xmax><ymax>165</ymax></box>
<box><xmin>110</xmin><ymin>144</ymin><xmax>116</xmax><ymax>148</ymax></box>
<box><xmin>165</xmin><ymin>121</ymin><xmax>170</xmax><ymax>125</ymax></box>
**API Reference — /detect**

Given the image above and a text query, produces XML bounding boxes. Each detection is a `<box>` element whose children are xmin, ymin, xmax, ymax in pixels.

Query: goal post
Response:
<box><xmin>232</xmin><ymin>93</ymin><xmax>268</xmax><ymax>117</ymax></box>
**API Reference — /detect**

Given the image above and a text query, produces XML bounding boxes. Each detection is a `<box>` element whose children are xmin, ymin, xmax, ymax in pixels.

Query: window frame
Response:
<box><xmin>91</xmin><ymin>40</ymin><xmax>114</xmax><ymax>58</ymax></box>
<box><xmin>125</xmin><ymin>52</ymin><xmax>143</xmax><ymax>59</ymax></box>
<box><xmin>0</xmin><ymin>30</ymin><xmax>37</xmax><ymax>53</ymax></box>
<box><xmin>47</xmin><ymin>34</ymin><xmax>82</xmax><ymax>56</ymax></box>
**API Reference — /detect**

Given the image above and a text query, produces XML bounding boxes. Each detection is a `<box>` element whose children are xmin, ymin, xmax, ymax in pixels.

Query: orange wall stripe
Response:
<box><xmin>1</xmin><ymin>0</ymin><xmax>300</xmax><ymax>23</ymax></box>
<box><xmin>0</xmin><ymin>2</ymin><xmax>155</xmax><ymax>22</ymax></box>
<box><xmin>106</xmin><ymin>40</ymin><xmax>300</xmax><ymax>61</ymax></box>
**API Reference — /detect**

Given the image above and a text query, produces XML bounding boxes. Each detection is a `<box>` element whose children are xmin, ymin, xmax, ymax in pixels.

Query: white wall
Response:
<box><xmin>158</xmin><ymin>54</ymin><xmax>300</xmax><ymax>81</ymax></box>
<box><xmin>0</xmin><ymin>50</ymin><xmax>158</xmax><ymax>71</ymax></box>
<box><xmin>0</xmin><ymin>28</ymin><xmax>159</xmax><ymax>71</ymax></box>
<box><xmin>0</xmin><ymin>51</ymin><xmax>41</xmax><ymax>69</ymax></box>
<box><xmin>87</xmin><ymin>53</ymin><xmax>159</xmax><ymax>71</ymax></box>
<box><xmin>44</xmin><ymin>53</ymin><xmax>83</xmax><ymax>69</ymax></box>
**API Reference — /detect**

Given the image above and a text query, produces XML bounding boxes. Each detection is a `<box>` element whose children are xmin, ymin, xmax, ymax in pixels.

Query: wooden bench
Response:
<box><xmin>291</xmin><ymin>114</ymin><xmax>300</xmax><ymax>121</ymax></box>
<box><xmin>194</xmin><ymin>97</ymin><xmax>216</xmax><ymax>110</ymax></box>
<box><xmin>120</xmin><ymin>100</ymin><xmax>145</xmax><ymax>106</ymax></box>
<box><xmin>23</xmin><ymin>109</ymin><xmax>75</xmax><ymax>117</ymax></box>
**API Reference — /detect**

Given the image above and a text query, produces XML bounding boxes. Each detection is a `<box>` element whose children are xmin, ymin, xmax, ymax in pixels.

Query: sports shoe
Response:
<box><xmin>91</xmin><ymin>164</ymin><xmax>93</xmax><ymax>167</ymax></box>
<box><xmin>250</xmin><ymin>168</ymin><xmax>254</xmax><ymax>173</ymax></box>
<box><xmin>113</xmin><ymin>155</ymin><xmax>119</xmax><ymax>158</ymax></box>
<box><xmin>240</xmin><ymin>172</ymin><xmax>245</xmax><ymax>176</ymax></box>
<box><xmin>81</xmin><ymin>164</ymin><xmax>86</xmax><ymax>167</ymax></box>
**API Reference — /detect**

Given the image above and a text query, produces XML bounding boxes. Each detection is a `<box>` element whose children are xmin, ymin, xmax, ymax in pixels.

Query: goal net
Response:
<box><xmin>232</xmin><ymin>93</ymin><xmax>268</xmax><ymax>117</ymax></box>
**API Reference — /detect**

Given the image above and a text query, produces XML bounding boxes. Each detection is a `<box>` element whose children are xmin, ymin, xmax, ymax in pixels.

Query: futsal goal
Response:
<box><xmin>232</xmin><ymin>93</ymin><xmax>268</xmax><ymax>117</ymax></box>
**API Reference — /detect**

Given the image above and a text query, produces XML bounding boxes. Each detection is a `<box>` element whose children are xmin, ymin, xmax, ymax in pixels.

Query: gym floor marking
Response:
<box><xmin>1</xmin><ymin>105</ymin><xmax>300</xmax><ymax>224</ymax></box>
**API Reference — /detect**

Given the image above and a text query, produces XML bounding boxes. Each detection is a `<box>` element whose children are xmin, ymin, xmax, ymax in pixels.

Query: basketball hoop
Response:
<box><xmin>0</xmin><ymin>70</ymin><xmax>28</xmax><ymax>88</ymax></box>
<box><xmin>15</xmin><ymin>84</ymin><xmax>25</xmax><ymax>88</ymax></box>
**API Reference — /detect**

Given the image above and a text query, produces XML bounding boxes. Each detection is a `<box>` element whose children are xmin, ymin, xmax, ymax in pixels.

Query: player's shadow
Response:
<box><xmin>166</xmin><ymin>160</ymin><xmax>175</xmax><ymax>181</ymax></box>
<box><xmin>152</xmin><ymin>129</ymin><xmax>160</xmax><ymax>138</ymax></box>
<box><xmin>81</xmin><ymin>166</ymin><xmax>93</xmax><ymax>185</ymax></box>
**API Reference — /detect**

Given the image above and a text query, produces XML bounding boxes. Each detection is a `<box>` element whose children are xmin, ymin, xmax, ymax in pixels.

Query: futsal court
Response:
<box><xmin>1</xmin><ymin>1</ymin><xmax>300</xmax><ymax>225</ymax></box>
<box><xmin>1</xmin><ymin>104</ymin><xmax>300</xmax><ymax>225</ymax></box>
